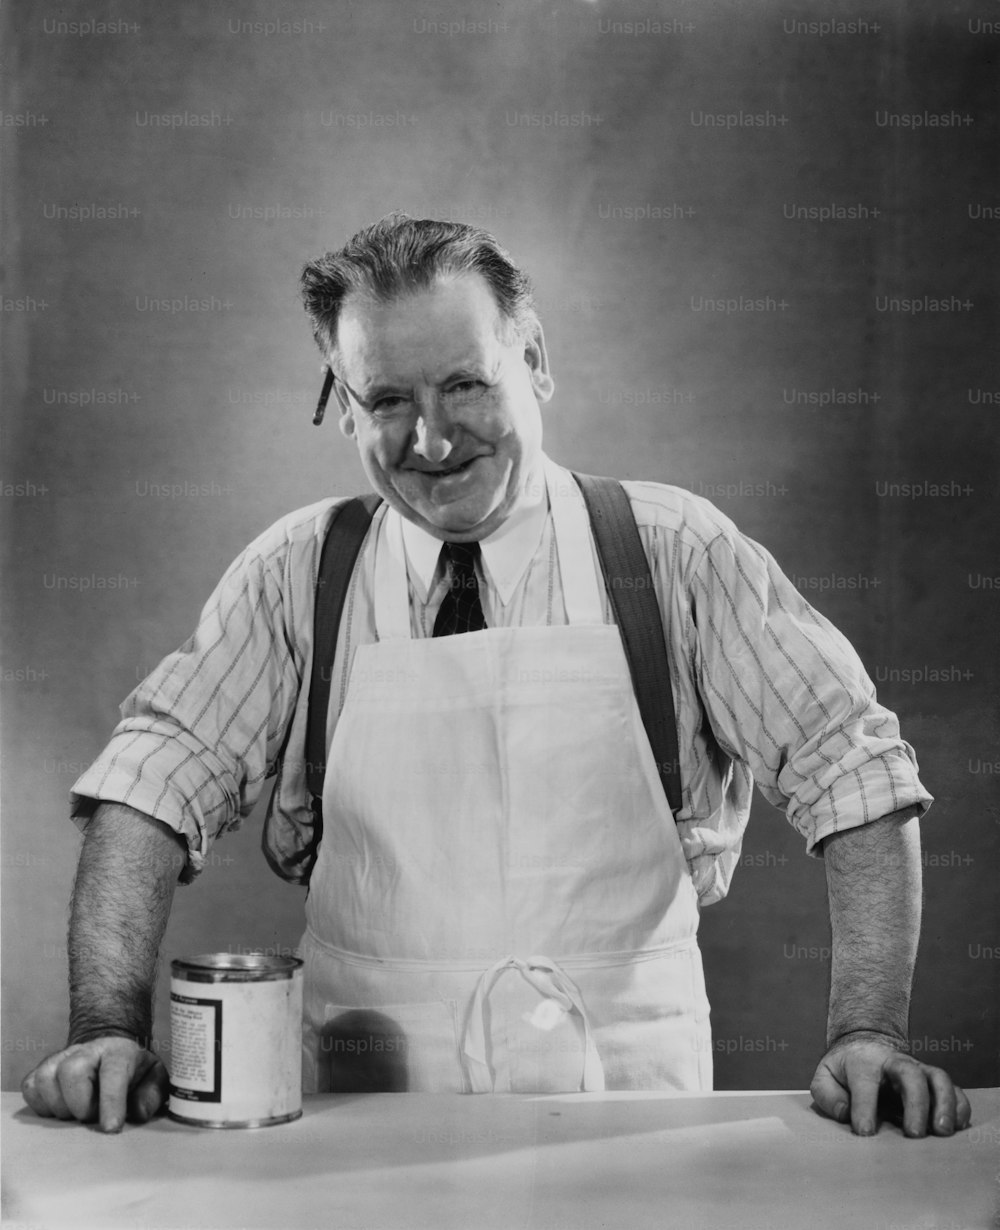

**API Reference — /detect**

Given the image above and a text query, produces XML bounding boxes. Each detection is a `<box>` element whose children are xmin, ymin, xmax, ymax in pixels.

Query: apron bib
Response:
<box><xmin>300</xmin><ymin>460</ymin><xmax>712</xmax><ymax>1093</ymax></box>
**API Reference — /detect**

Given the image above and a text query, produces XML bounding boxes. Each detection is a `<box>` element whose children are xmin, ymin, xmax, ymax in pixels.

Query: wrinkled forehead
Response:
<box><xmin>335</xmin><ymin>273</ymin><xmax>510</xmax><ymax>385</ymax></box>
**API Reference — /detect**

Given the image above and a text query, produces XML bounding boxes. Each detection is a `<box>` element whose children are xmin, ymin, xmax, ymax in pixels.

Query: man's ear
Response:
<box><xmin>331</xmin><ymin>370</ymin><xmax>356</xmax><ymax>440</ymax></box>
<box><xmin>523</xmin><ymin>320</ymin><xmax>555</xmax><ymax>403</ymax></box>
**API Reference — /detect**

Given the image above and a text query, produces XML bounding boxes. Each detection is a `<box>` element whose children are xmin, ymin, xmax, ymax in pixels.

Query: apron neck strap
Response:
<box><xmin>544</xmin><ymin>456</ymin><xmax>606</xmax><ymax>625</ymax></box>
<box><xmin>373</xmin><ymin>510</ymin><xmax>412</xmax><ymax>640</ymax></box>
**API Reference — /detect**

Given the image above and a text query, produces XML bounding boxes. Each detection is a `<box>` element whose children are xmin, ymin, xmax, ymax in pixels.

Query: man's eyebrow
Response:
<box><xmin>446</xmin><ymin>357</ymin><xmax>501</xmax><ymax>382</ymax></box>
<box><xmin>443</xmin><ymin>363</ymin><xmax>492</xmax><ymax>383</ymax></box>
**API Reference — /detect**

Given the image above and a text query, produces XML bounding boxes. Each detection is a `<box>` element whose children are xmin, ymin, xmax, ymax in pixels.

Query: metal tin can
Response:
<box><xmin>168</xmin><ymin>952</ymin><xmax>303</xmax><ymax>1128</ymax></box>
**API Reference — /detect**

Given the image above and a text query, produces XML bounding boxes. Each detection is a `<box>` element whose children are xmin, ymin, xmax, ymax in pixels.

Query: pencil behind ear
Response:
<box><xmin>313</xmin><ymin>365</ymin><xmax>334</xmax><ymax>426</ymax></box>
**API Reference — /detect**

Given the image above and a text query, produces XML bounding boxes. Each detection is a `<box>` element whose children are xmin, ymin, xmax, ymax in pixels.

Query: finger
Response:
<box><xmin>924</xmin><ymin>1067</ymin><xmax>961</xmax><ymax>1137</ymax></box>
<box><xmin>884</xmin><ymin>1056</ymin><xmax>931</xmax><ymax>1138</ymax></box>
<box><xmin>21</xmin><ymin>1063</ymin><xmax>66</xmax><ymax>1119</ymax></box>
<box><xmin>126</xmin><ymin>1056</ymin><xmax>170</xmax><ymax>1123</ymax></box>
<box><xmin>809</xmin><ymin>1063</ymin><xmax>851</xmax><ymax>1124</ymax></box>
<box><xmin>954</xmin><ymin>1085</ymin><xmax>972</xmax><ymax>1131</ymax></box>
<box><xmin>844</xmin><ymin>1066</ymin><xmax>882</xmax><ymax>1136</ymax></box>
<box><xmin>97</xmin><ymin>1046</ymin><xmax>141</xmax><ymax>1133</ymax></box>
<box><xmin>55</xmin><ymin>1051</ymin><xmax>100</xmax><ymax>1122</ymax></box>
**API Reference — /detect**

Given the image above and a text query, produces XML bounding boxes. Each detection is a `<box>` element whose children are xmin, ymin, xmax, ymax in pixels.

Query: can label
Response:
<box><xmin>168</xmin><ymin>952</ymin><xmax>303</xmax><ymax>1129</ymax></box>
<box><xmin>169</xmin><ymin>994</ymin><xmax>222</xmax><ymax>1101</ymax></box>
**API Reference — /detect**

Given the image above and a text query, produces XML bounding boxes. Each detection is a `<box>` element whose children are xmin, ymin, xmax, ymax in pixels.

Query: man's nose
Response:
<box><xmin>411</xmin><ymin>398</ymin><xmax>454</xmax><ymax>465</ymax></box>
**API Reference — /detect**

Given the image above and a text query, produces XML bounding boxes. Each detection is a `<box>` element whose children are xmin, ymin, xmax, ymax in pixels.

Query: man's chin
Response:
<box><xmin>414</xmin><ymin>504</ymin><xmax>498</xmax><ymax>541</ymax></box>
<box><xmin>390</xmin><ymin>483</ymin><xmax>504</xmax><ymax>538</ymax></box>
<box><xmin>391</xmin><ymin>490</ymin><xmax>505</xmax><ymax>539</ymax></box>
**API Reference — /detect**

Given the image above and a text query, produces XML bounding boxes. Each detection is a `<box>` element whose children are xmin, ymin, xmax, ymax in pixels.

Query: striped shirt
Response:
<box><xmin>71</xmin><ymin>454</ymin><xmax>931</xmax><ymax>903</ymax></box>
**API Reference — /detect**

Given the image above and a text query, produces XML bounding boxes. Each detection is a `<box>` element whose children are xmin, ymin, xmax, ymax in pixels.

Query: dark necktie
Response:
<box><xmin>433</xmin><ymin>541</ymin><xmax>487</xmax><ymax>636</ymax></box>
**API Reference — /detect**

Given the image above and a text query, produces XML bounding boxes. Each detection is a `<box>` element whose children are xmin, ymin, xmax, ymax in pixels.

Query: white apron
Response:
<box><xmin>300</xmin><ymin>464</ymin><xmax>712</xmax><ymax>1094</ymax></box>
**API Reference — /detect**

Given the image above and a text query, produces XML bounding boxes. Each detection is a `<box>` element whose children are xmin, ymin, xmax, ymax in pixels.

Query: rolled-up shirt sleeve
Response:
<box><xmin>687</xmin><ymin>521</ymin><xmax>932</xmax><ymax>854</ymax></box>
<box><xmin>71</xmin><ymin>529</ymin><xmax>305</xmax><ymax>880</ymax></box>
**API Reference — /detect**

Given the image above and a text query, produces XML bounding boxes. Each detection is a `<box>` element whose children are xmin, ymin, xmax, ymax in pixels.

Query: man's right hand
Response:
<box><xmin>21</xmin><ymin>1036</ymin><xmax>169</xmax><ymax>1132</ymax></box>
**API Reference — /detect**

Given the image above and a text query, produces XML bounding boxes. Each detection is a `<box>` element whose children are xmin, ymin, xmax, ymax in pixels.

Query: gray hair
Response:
<box><xmin>300</xmin><ymin>214</ymin><xmax>538</xmax><ymax>360</ymax></box>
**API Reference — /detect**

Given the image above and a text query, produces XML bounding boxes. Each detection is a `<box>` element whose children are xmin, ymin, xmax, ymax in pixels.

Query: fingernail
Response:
<box><xmin>857</xmin><ymin>1120</ymin><xmax>874</xmax><ymax>1136</ymax></box>
<box><xmin>936</xmin><ymin>1116</ymin><xmax>954</xmax><ymax>1135</ymax></box>
<box><xmin>105</xmin><ymin>1119</ymin><xmax>123</xmax><ymax>1134</ymax></box>
<box><xmin>833</xmin><ymin>1102</ymin><xmax>848</xmax><ymax>1122</ymax></box>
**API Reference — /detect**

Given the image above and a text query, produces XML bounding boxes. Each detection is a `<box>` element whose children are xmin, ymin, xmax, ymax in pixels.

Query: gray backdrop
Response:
<box><xmin>3</xmin><ymin>0</ymin><xmax>997</xmax><ymax>1094</ymax></box>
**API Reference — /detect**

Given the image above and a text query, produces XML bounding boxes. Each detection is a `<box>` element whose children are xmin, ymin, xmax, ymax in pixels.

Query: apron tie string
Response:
<box><xmin>461</xmin><ymin>954</ymin><xmax>606</xmax><ymax>1094</ymax></box>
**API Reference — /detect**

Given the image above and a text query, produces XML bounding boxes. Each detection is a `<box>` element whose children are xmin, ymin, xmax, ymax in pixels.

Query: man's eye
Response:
<box><xmin>372</xmin><ymin>395</ymin><xmax>409</xmax><ymax>414</ymax></box>
<box><xmin>445</xmin><ymin>381</ymin><xmax>487</xmax><ymax>404</ymax></box>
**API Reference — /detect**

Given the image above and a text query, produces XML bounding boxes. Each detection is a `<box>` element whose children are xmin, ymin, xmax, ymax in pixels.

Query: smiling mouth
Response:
<box><xmin>418</xmin><ymin>457</ymin><xmax>479</xmax><ymax>477</ymax></box>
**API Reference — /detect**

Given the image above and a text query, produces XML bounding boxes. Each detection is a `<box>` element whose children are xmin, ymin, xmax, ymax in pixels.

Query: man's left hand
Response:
<box><xmin>810</xmin><ymin>1030</ymin><xmax>972</xmax><ymax>1137</ymax></box>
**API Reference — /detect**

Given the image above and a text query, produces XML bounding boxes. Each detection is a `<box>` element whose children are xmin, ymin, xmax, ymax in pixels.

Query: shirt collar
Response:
<box><xmin>398</xmin><ymin>454</ymin><xmax>550</xmax><ymax>607</ymax></box>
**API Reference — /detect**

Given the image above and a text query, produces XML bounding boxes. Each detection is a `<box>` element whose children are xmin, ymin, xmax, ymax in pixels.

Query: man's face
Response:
<box><xmin>332</xmin><ymin>272</ymin><xmax>554</xmax><ymax>542</ymax></box>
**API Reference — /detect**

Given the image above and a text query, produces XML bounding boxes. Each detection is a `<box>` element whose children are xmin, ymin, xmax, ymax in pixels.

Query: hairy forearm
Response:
<box><xmin>68</xmin><ymin>802</ymin><xmax>186</xmax><ymax>1047</ymax></box>
<box><xmin>822</xmin><ymin>808</ymin><xmax>923</xmax><ymax>1047</ymax></box>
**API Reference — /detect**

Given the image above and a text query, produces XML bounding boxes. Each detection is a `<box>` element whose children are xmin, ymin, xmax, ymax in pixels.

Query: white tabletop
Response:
<box><xmin>3</xmin><ymin>1088</ymin><xmax>998</xmax><ymax>1230</ymax></box>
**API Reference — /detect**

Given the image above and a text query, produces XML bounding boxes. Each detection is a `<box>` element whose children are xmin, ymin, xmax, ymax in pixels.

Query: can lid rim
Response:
<box><xmin>171</xmin><ymin>951</ymin><xmax>303</xmax><ymax>975</ymax></box>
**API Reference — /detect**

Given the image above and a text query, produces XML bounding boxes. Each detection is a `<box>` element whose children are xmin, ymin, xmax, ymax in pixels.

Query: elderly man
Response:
<box><xmin>22</xmin><ymin>216</ymin><xmax>969</xmax><ymax>1136</ymax></box>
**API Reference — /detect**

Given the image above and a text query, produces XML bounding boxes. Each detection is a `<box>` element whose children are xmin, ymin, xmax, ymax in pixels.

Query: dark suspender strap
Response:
<box><xmin>305</xmin><ymin>494</ymin><xmax>383</xmax><ymax>807</ymax></box>
<box><xmin>572</xmin><ymin>472</ymin><xmax>684</xmax><ymax>817</ymax></box>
